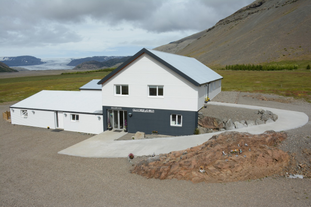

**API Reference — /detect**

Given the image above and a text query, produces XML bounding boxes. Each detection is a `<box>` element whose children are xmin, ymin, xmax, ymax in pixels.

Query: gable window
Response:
<box><xmin>170</xmin><ymin>114</ymin><xmax>182</xmax><ymax>127</ymax></box>
<box><xmin>21</xmin><ymin>110</ymin><xmax>28</xmax><ymax>118</ymax></box>
<box><xmin>149</xmin><ymin>85</ymin><xmax>163</xmax><ymax>97</ymax></box>
<box><xmin>71</xmin><ymin>114</ymin><xmax>79</xmax><ymax>121</ymax></box>
<box><xmin>115</xmin><ymin>85</ymin><xmax>129</xmax><ymax>95</ymax></box>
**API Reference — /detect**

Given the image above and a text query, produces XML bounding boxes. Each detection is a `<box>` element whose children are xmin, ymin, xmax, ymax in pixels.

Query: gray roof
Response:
<box><xmin>11</xmin><ymin>90</ymin><xmax>102</xmax><ymax>114</ymax></box>
<box><xmin>98</xmin><ymin>48</ymin><xmax>222</xmax><ymax>86</ymax></box>
<box><xmin>79</xmin><ymin>79</ymin><xmax>101</xmax><ymax>91</ymax></box>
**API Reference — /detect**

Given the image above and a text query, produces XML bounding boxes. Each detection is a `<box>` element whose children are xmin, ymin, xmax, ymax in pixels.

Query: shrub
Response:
<box><xmin>307</xmin><ymin>64</ymin><xmax>311</xmax><ymax>70</ymax></box>
<box><xmin>194</xmin><ymin>128</ymin><xmax>200</xmax><ymax>134</ymax></box>
<box><xmin>223</xmin><ymin>64</ymin><xmax>298</xmax><ymax>71</ymax></box>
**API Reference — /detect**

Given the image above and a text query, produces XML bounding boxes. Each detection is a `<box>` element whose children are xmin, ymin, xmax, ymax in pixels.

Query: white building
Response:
<box><xmin>98</xmin><ymin>48</ymin><xmax>222</xmax><ymax>136</ymax></box>
<box><xmin>10</xmin><ymin>48</ymin><xmax>222</xmax><ymax>136</ymax></box>
<box><xmin>10</xmin><ymin>90</ymin><xmax>103</xmax><ymax>134</ymax></box>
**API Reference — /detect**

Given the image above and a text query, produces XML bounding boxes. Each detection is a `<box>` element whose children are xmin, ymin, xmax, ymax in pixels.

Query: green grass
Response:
<box><xmin>0</xmin><ymin>67</ymin><xmax>311</xmax><ymax>104</ymax></box>
<box><xmin>216</xmin><ymin>70</ymin><xmax>311</xmax><ymax>102</ymax></box>
<box><xmin>0</xmin><ymin>71</ymin><xmax>111</xmax><ymax>103</ymax></box>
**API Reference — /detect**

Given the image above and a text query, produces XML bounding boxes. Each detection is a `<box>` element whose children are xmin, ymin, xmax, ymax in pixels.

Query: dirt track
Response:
<box><xmin>1</xmin><ymin>92</ymin><xmax>311</xmax><ymax>206</ymax></box>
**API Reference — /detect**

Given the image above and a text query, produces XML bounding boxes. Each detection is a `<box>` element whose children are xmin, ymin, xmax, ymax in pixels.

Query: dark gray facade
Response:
<box><xmin>103</xmin><ymin>106</ymin><xmax>198</xmax><ymax>136</ymax></box>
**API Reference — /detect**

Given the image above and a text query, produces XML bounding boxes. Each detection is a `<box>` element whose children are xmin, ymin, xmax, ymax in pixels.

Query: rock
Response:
<box><xmin>234</xmin><ymin>121</ymin><xmax>246</xmax><ymax>129</ymax></box>
<box><xmin>147</xmin><ymin>155</ymin><xmax>160</xmax><ymax>163</ymax></box>
<box><xmin>134</xmin><ymin>131</ymin><xmax>145</xmax><ymax>139</ymax></box>
<box><xmin>272</xmin><ymin>114</ymin><xmax>278</xmax><ymax>121</ymax></box>
<box><xmin>255</xmin><ymin>118</ymin><xmax>264</xmax><ymax>125</ymax></box>
<box><xmin>225</xmin><ymin>119</ymin><xmax>235</xmax><ymax>130</ymax></box>
<box><xmin>264</xmin><ymin>110</ymin><xmax>273</xmax><ymax>115</ymax></box>
<box><xmin>261</xmin><ymin>114</ymin><xmax>270</xmax><ymax>122</ymax></box>
<box><xmin>131</xmin><ymin>131</ymin><xmax>289</xmax><ymax>183</ymax></box>
<box><xmin>198</xmin><ymin>117</ymin><xmax>223</xmax><ymax>129</ymax></box>
<box><xmin>266</xmin><ymin>118</ymin><xmax>274</xmax><ymax>124</ymax></box>
<box><xmin>258</xmin><ymin>109</ymin><xmax>265</xmax><ymax>114</ymax></box>
<box><xmin>222</xmin><ymin>118</ymin><xmax>228</xmax><ymax>123</ymax></box>
<box><xmin>246</xmin><ymin>120</ymin><xmax>255</xmax><ymax>127</ymax></box>
<box><xmin>198</xmin><ymin>126</ymin><xmax>208</xmax><ymax>134</ymax></box>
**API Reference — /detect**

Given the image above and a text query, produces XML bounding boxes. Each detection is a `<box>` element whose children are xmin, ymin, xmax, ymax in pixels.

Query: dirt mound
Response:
<box><xmin>131</xmin><ymin>131</ymin><xmax>290</xmax><ymax>183</ymax></box>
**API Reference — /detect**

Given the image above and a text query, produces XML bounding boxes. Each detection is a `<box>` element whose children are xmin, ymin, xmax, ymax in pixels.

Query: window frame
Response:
<box><xmin>115</xmin><ymin>84</ymin><xmax>129</xmax><ymax>96</ymax></box>
<box><xmin>21</xmin><ymin>110</ymin><xmax>28</xmax><ymax>118</ymax></box>
<box><xmin>170</xmin><ymin>114</ymin><xmax>182</xmax><ymax>127</ymax></box>
<box><xmin>148</xmin><ymin>85</ymin><xmax>164</xmax><ymax>97</ymax></box>
<box><xmin>71</xmin><ymin>114</ymin><xmax>79</xmax><ymax>122</ymax></box>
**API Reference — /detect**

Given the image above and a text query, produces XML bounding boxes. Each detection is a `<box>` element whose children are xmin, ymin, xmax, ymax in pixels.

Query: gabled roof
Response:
<box><xmin>98</xmin><ymin>48</ymin><xmax>222</xmax><ymax>86</ymax></box>
<box><xmin>79</xmin><ymin>79</ymin><xmax>101</xmax><ymax>91</ymax></box>
<box><xmin>11</xmin><ymin>90</ymin><xmax>102</xmax><ymax>114</ymax></box>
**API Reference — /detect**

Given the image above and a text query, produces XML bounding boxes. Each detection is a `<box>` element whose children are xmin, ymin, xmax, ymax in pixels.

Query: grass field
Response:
<box><xmin>0</xmin><ymin>69</ymin><xmax>311</xmax><ymax>103</ymax></box>
<box><xmin>0</xmin><ymin>71</ymin><xmax>111</xmax><ymax>103</ymax></box>
<box><xmin>216</xmin><ymin>69</ymin><xmax>311</xmax><ymax>102</ymax></box>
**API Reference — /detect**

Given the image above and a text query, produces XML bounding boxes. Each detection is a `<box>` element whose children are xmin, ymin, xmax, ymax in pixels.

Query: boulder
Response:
<box><xmin>272</xmin><ymin>114</ymin><xmax>278</xmax><ymax>121</ymax></box>
<box><xmin>246</xmin><ymin>120</ymin><xmax>255</xmax><ymax>127</ymax></box>
<box><xmin>266</xmin><ymin>118</ymin><xmax>274</xmax><ymax>124</ymax></box>
<box><xmin>225</xmin><ymin>119</ymin><xmax>235</xmax><ymax>130</ymax></box>
<box><xmin>198</xmin><ymin>117</ymin><xmax>223</xmax><ymax>129</ymax></box>
<box><xmin>134</xmin><ymin>131</ymin><xmax>145</xmax><ymax>139</ymax></box>
<box><xmin>261</xmin><ymin>114</ymin><xmax>270</xmax><ymax>122</ymax></box>
<box><xmin>234</xmin><ymin>121</ymin><xmax>246</xmax><ymax>129</ymax></box>
<box><xmin>264</xmin><ymin>110</ymin><xmax>273</xmax><ymax>115</ymax></box>
<box><xmin>198</xmin><ymin>126</ymin><xmax>208</xmax><ymax>134</ymax></box>
<box><xmin>255</xmin><ymin>118</ymin><xmax>265</xmax><ymax>125</ymax></box>
<box><xmin>258</xmin><ymin>109</ymin><xmax>265</xmax><ymax>114</ymax></box>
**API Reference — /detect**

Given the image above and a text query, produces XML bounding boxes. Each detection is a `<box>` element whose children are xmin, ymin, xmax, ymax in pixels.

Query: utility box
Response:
<box><xmin>3</xmin><ymin>111</ymin><xmax>10</xmax><ymax>121</ymax></box>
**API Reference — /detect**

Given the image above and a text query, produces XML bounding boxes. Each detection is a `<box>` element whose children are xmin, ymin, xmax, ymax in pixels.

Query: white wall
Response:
<box><xmin>10</xmin><ymin>108</ymin><xmax>56</xmax><ymax>129</ymax></box>
<box><xmin>101</xmin><ymin>54</ymin><xmax>199</xmax><ymax>111</ymax></box>
<box><xmin>209</xmin><ymin>80</ymin><xmax>222</xmax><ymax>100</ymax></box>
<box><xmin>63</xmin><ymin>113</ymin><xmax>103</xmax><ymax>134</ymax></box>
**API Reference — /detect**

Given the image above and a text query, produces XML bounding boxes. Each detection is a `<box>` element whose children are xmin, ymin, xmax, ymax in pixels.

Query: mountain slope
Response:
<box><xmin>68</xmin><ymin>56</ymin><xmax>127</xmax><ymax>66</ymax></box>
<box><xmin>0</xmin><ymin>62</ymin><xmax>18</xmax><ymax>72</ymax></box>
<box><xmin>1</xmin><ymin>56</ymin><xmax>45</xmax><ymax>66</ymax></box>
<box><xmin>73</xmin><ymin>56</ymin><xmax>130</xmax><ymax>70</ymax></box>
<box><xmin>155</xmin><ymin>0</ymin><xmax>311</xmax><ymax>66</ymax></box>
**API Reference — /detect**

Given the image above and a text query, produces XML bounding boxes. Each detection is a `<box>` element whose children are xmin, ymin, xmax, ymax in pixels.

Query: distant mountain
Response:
<box><xmin>1</xmin><ymin>56</ymin><xmax>45</xmax><ymax>66</ymax></box>
<box><xmin>155</xmin><ymin>0</ymin><xmax>311</xmax><ymax>66</ymax></box>
<box><xmin>73</xmin><ymin>56</ymin><xmax>131</xmax><ymax>70</ymax></box>
<box><xmin>68</xmin><ymin>56</ymin><xmax>128</xmax><ymax>66</ymax></box>
<box><xmin>0</xmin><ymin>62</ymin><xmax>18</xmax><ymax>72</ymax></box>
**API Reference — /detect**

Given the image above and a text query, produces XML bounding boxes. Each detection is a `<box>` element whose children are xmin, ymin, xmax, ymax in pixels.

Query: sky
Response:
<box><xmin>1</xmin><ymin>0</ymin><xmax>254</xmax><ymax>58</ymax></box>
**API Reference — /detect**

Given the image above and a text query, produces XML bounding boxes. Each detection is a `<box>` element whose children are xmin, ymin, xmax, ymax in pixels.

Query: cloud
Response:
<box><xmin>0</xmin><ymin>0</ymin><xmax>254</xmax><ymax>57</ymax></box>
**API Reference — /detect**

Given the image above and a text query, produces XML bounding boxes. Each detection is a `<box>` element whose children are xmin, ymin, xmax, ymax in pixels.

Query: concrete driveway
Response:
<box><xmin>58</xmin><ymin>102</ymin><xmax>309</xmax><ymax>158</ymax></box>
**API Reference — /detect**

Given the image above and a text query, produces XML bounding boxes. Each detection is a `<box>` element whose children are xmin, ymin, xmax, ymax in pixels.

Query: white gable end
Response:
<box><xmin>102</xmin><ymin>53</ymin><xmax>199</xmax><ymax>111</ymax></box>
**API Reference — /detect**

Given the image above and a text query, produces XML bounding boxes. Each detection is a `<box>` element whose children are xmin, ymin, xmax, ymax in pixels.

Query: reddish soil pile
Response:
<box><xmin>131</xmin><ymin>131</ymin><xmax>290</xmax><ymax>183</ymax></box>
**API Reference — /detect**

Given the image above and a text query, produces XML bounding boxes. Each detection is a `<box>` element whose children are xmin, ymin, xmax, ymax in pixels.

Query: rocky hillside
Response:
<box><xmin>0</xmin><ymin>62</ymin><xmax>18</xmax><ymax>72</ymax></box>
<box><xmin>155</xmin><ymin>0</ymin><xmax>311</xmax><ymax>66</ymax></box>
<box><xmin>73</xmin><ymin>56</ymin><xmax>130</xmax><ymax>70</ymax></box>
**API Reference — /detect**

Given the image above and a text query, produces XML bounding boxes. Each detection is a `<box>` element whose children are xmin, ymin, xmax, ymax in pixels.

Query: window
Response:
<box><xmin>71</xmin><ymin>114</ymin><xmax>79</xmax><ymax>121</ymax></box>
<box><xmin>149</xmin><ymin>85</ymin><xmax>163</xmax><ymax>97</ymax></box>
<box><xmin>21</xmin><ymin>110</ymin><xmax>28</xmax><ymax>118</ymax></box>
<box><xmin>115</xmin><ymin>85</ymin><xmax>129</xmax><ymax>95</ymax></box>
<box><xmin>170</xmin><ymin>114</ymin><xmax>182</xmax><ymax>127</ymax></box>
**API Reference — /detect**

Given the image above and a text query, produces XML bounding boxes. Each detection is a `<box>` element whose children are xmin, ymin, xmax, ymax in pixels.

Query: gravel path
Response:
<box><xmin>1</xmin><ymin>92</ymin><xmax>311</xmax><ymax>207</ymax></box>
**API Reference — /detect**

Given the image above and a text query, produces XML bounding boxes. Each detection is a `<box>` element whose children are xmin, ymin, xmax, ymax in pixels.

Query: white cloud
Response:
<box><xmin>0</xmin><ymin>0</ymin><xmax>254</xmax><ymax>58</ymax></box>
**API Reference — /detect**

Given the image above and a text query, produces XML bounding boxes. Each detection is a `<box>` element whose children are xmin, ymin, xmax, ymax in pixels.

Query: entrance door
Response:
<box><xmin>108</xmin><ymin>110</ymin><xmax>127</xmax><ymax>130</ymax></box>
<box><xmin>57</xmin><ymin>112</ymin><xmax>64</xmax><ymax>129</ymax></box>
